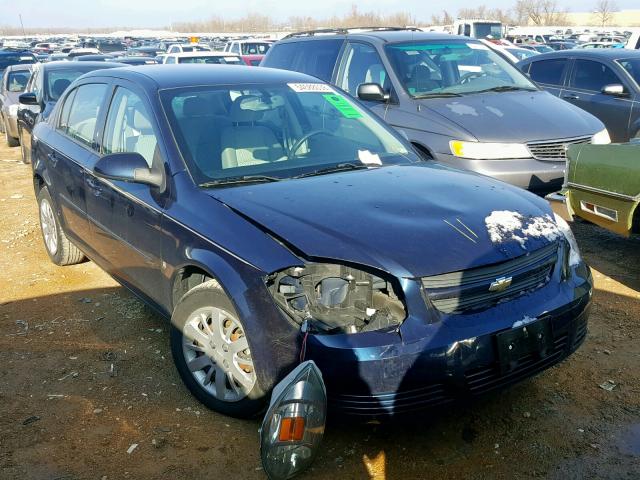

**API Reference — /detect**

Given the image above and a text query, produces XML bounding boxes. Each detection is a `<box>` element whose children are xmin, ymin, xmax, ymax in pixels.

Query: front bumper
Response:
<box><xmin>435</xmin><ymin>152</ymin><xmax>565</xmax><ymax>193</ymax></box>
<box><xmin>307</xmin><ymin>263</ymin><xmax>592</xmax><ymax>416</ymax></box>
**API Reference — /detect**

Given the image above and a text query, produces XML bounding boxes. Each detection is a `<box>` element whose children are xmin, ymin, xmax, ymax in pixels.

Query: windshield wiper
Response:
<box><xmin>474</xmin><ymin>86</ymin><xmax>537</xmax><ymax>93</ymax></box>
<box><xmin>199</xmin><ymin>175</ymin><xmax>282</xmax><ymax>187</ymax></box>
<box><xmin>412</xmin><ymin>92</ymin><xmax>463</xmax><ymax>99</ymax></box>
<box><xmin>293</xmin><ymin>162</ymin><xmax>370</xmax><ymax>179</ymax></box>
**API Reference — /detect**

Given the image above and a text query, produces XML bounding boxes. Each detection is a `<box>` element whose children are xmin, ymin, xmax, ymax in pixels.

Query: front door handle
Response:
<box><xmin>562</xmin><ymin>94</ymin><xmax>580</xmax><ymax>100</ymax></box>
<box><xmin>86</xmin><ymin>176</ymin><xmax>103</xmax><ymax>196</ymax></box>
<box><xmin>47</xmin><ymin>151</ymin><xmax>58</xmax><ymax>167</ymax></box>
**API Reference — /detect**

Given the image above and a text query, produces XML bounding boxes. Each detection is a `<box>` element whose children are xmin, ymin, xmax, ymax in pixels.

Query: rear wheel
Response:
<box><xmin>37</xmin><ymin>187</ymin><xmax>85</xmax><ymax>266</ymax></box>
<box><xmin>170</xmin><ymin>280</ymin><xmax>266</xmax><ymax>418</ymax></box>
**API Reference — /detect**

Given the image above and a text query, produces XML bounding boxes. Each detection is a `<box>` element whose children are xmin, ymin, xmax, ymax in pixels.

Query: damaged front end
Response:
<box><xmin>266</xmin><ymin>263</ymin><xmax>406</xmax><ymax>334</ymax></box>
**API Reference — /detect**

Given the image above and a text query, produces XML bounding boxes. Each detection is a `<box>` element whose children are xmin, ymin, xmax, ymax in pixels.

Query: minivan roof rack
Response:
<box><xmin>283</xmin><ymin>26</ymin><xmax>422</xmax><ymax>39</ymax></box>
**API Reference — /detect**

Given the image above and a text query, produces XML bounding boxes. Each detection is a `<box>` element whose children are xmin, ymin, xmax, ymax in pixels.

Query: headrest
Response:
<box><xmin>52</xmin><ymin>78</ymin><xmax>71</xmax><ymax>98</ymax></box>
<box><xmin>412</xmin><ymin>64</ymin><xmax>434</xmax><ymax>81</ymax></box>
<box><xmin>183</xmin><ymin>96</ymin><xmax>209</xmax><ymax>117</ymax></box>
<box><xmin>230</xmin><ymin>95</ymin><xmax>264</xmax><ymax>123</ymax></box>
<box><xmin>132</xmin><ymin>109</ymin><xmax>152</xmax><ymax>131</ymax></box>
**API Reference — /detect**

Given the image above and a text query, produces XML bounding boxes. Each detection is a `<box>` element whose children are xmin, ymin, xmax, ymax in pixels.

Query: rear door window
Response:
<box><xmin>528</xmin><ymin>58</ymin><xmax>568</xmax><ymax>86</ymax></box>
<box><xmin>64</xmin><ymin>83</ymin><xmax>109</xmax><ymax>149</ymax></box>
<box><xmin>569</xmin><ymin>59</ymin><xmax>622</xmax><ymax>91</ymax></box>
<box><xmin>264</xmin><ymin>39</ymin><xmax>343</xmax><ymax>82</ymax></box>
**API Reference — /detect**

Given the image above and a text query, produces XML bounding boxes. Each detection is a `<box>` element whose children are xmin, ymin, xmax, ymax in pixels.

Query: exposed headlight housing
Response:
<box><xmin>591</xmin><ymin>128</ymin><xmax>611</xmax><ymax>145</ymax></box>
<box><xmin>266</xmin><ymin>263</ymin><xmax>406</xmax><ymax>334</ymax></box>
<box><xmin>554</xmin><ymin>213</ymin><xmax>582</xmax><ymax>269</ymax></box>
<box><xmin>449</xmin><ymin>140</ymin><xmax>531</xmax><ymax>160</ymax></box>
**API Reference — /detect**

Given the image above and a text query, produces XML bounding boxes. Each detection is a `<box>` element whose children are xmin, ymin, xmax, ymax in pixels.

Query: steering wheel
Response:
<box><xmin>288</xmin><ymin>130</ymin><xmax>337</xmax><ymax>160</ymax></box>
<box><xmin>459</xmin><ymin>71</ymin><xmax>487</xmax><ymax>85</ymax></box>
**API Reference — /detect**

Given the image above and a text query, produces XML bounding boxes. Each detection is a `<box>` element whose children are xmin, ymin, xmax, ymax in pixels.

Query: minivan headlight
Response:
<box><xmin>449</xmin><ymin>140</ymin><xmax>531</xmax><ymax>160</ymax></box>
<box><xmin>591</xmin><ymin>128</ymin><xmax>611</xmax><ymax>145</ymax></box>
<box><xmin>266</xmin><ymin>264</ymin><xmax>406</xmax><ymax>334</ymax></box>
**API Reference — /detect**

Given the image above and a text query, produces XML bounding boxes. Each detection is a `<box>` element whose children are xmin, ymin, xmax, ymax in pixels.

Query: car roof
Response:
<box><xmin>518</xmin><ymin>48</ymin><xmax>640</xmax><ymax>63</ymax></box>
<box><xmin>80</xmin><ymin>64</ymin><xmax>325</xmax><ymax>89</ymax></box>
<box><xmin>168</xmin><ymin>51</ymin><xmax>238</xmax><ymax>58</ymax></box>
<box><xmin>39</xmin><ymin>60</ymin><xmax>125</xmax><ymax>70</ymax></box>
<box><xmin>0</xmin><ymin>50</ymin><xmax>34</xmax><ymax>56</ymax></box>
<box><xmin>279</xmin><ymin>30</ymin><xmax>466</xmax><ymax>44</ymax></box>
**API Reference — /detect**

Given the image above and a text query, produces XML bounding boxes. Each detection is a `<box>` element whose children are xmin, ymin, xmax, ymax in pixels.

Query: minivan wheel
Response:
<box><xmin>37</xmin><ymin>187</ymin><xmax>85</xmax><ymax>265</ymax></box>
<box><xmin>4</xmin><ymin>119</ymin><xmax>19</xmax><ymax>147</ymax></box>
<box><xmin>170</xmin><ymin>280</ymin><xmax>266</xmax><ymax>419</ymax></box>
<box><xmin>19</xmin><ymin>127</ymin><xmax>29</xmax><ymax>164</ymax></box>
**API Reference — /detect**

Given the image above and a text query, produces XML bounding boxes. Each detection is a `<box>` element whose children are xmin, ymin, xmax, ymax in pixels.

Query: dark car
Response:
<box><xmin>72</xmin><ymin>54</ymin><xmax>115</xmax><ymax>62</ymax></box>
<box><xmin>262</xmin><ymin>29</ymin><xmax>607</xmax><ymax>193</ymax></box>
<box><xmin>17</xmin><ymin>61</ymin><xmax>124</xmax><ymax>163</ymax></box>
<box><xmin>0</xmin><ymin>50</ymin><xmax>37</xmax><ymax>76</ymax></box>
<box><xmin>0</xmin><ymin>64</ymin><xmax>33</xmax><ymax>147</ymax></box>
<box><xmin>112</xmin><ymin>56</ymin><xmax>158</xmax><ymax>65</ymax></box>
<box><xmin>547</xmin><ymin>41</ymin><xmax>577</xmax><ymax>51</ymax></box>
<box><xmin>31</xmin><ymin>65</ymin><xmax>591</xmax><ymax>421</ymax></box>
<box><xmin>127</xmin><ymin>46</ymin><xmax>165</xmax><ymax>57</ymax></box>
<box><xmin>518</xmin><ymin>49</ymin><xmax>640</xmax><ymax>143</ymax></box>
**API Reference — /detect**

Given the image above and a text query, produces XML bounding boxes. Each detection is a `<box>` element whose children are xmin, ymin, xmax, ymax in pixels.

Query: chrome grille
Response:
<box><xmin>527</xmin><ymin>136</ymin><xmax>591</xmax><ymax>161</ymax></box>
<box><xmin>422</xmin><ymin>243</ymin><xmax>558</xmax><ymax>314</ymax></box>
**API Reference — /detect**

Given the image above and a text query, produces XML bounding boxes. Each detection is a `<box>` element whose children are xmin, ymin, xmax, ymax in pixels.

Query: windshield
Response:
<box><xmin>618</xmin><ymin>58</ymin><xmax>640</xmax><ymax>88</ymax></box>
<box><xmin>161</xmin><ymin>83</ymin><xmax>417</xmax><ymax>185</ymax></box>
<box><xmin>474</xmin><ymin>23</ymin><xmax>502</xmax><ymax>39</ymax></box>
<box><xmin>0</xmin><ymin>53</ymin><xmax>36</xmax><ymax>70</ymax></box>
<box><xmin>178</xmin><ymin>56</ymin><xmax>241</xmax><ymax>64</ymax></box>
<box><xmin>385</xmin><ymin>41</ymin><xmax>537</xmax><ymax>97</ymax></box>
<box><xmin>505</xmin><ymin>47</ymin><xmax>537</xmax><ymax>61</ymax></box>
<box><xmin>241</xmin><ymin>43</ymin><xmax>270</xmax><ymax>55</ymax></box>
<box><xmin>7</xmin><ymin>70</ymin><xmax>31</xmax><ymax>92</ymax></box>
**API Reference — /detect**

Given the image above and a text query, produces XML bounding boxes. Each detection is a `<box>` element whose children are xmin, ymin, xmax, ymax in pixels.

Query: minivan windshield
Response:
<box><xmin>161</xmin><ymin>83</ymin><xmax>417</xmax><ymax>185</ymax></box>
<box><xmin>241</xmin><ymin>42</ymin><xmax>270</xmax><ymax>55</ymax></box>
<box><xmin>385</xmin><ymin>41</ymin><xmax>537</xmax><ymax>98</ymax></box>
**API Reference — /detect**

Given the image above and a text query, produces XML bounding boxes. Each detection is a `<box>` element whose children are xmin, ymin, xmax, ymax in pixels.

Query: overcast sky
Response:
<box><xmin>2</xmin><ymin>0</ymin><xmax>639</xmax><ymax>29</ymax></box>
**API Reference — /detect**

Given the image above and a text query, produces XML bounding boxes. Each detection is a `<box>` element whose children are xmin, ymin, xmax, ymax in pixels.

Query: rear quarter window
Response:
<box><xmin>528</xmin><ymin>58</ymin><xmax>568</xmax><ymax>86</ymax></box>
<box><xmin>263</xmin><ymin>39</ymin><xmax>343</xmax><ymax>82</ymax></box>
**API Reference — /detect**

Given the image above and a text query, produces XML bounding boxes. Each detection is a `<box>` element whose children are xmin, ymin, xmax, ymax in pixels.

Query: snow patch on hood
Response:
<box><xmin>485</xmin><ymin>210</ymin><xmax>561</xmax><ymax>249</ymax></box>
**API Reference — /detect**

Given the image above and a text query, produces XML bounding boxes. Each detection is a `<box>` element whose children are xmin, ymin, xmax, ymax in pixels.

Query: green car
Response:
<box><xmin>547</xmin><ymin>141</ymin><xmax>640</xmax><ymax>236</ymax></box>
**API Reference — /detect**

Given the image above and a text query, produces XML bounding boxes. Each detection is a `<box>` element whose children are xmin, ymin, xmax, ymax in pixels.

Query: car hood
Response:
<box><xmin>419</xmin><ymin>90</ymin><xmax>604</xmax><ymax>143</ymax></box>
<box><xmin>207</xmin><ymin>164</ymin><xmax>557</xmax><ymax>278</ymax></box>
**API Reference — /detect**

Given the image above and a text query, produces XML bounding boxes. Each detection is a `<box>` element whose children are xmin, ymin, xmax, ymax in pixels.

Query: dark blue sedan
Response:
<box><xmin>518</xmin><ymin>49</ymin><xmax>640</xmax><ymax>142</ymax></box>
<box><xmin>31</xmin><ymin>65</ymin><xmax>592</xmax><ymax>418</ymax></box>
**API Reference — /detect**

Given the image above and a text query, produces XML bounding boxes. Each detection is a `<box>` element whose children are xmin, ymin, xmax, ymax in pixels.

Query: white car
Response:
<box><xmin>223</xmin><ymin>40</ymin><xmax>272</xmax><ymax>56</ymax></box>
<box><xmin>165</xmin><ymin>43</ymin><xmax>211</xmax><ymax>54</ymax></box>
<box><xmin>162</xmin><ymin>51</ymin><xmax>243</xmax><ymax>65</ymax></box>
<box><xmin>481</xmin><ymin>40</ymin><xmax>538</xmax><ymax>63</ymax></box>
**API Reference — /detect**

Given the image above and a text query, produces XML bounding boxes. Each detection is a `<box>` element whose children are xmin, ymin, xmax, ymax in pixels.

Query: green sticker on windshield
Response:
<box><xmin>322</xmin><ymin>94</ymin><xmax>362</xmax><ymax>119</ymax></box>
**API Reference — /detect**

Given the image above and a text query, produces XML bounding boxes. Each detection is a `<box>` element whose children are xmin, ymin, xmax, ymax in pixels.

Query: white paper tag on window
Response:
<box><xmin>20</xmin><ymin>56</ymin><xmax>33</xmax><ymax>60</ymax></box>
<box><xmin>358</xmin><ymin>150</ymin><xmax>382</xmax><ymax>166</ymax></box>
<box><xmin>467</xmin><ymin>43</ymin><xmax>489</xmax><ymax>50</ymax></box>
<box><xmin>288</xmin><ymin>83</ymin><xmax>334</xmax><ymax>93</ymax></box>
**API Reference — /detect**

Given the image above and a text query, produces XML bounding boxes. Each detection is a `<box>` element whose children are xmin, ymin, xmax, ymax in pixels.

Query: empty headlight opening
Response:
<box><xmin>266</xmin><ymin>263</ymin><xmax>407</xmax><ymax>334</ymax></box>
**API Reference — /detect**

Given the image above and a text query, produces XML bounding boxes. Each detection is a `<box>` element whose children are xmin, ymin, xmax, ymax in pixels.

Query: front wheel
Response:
<box><xmin>170</xmin><ymin>280</ymin><xmax>266</xmax><ymax>418</ymax></box>
<box><xmin>19</xmin><ymin>127</ymin><xmax>30</xmax><ymax>164</ymax></box>
<box><xmin>3</xmin><ymin>117</ymin><xmax>19</xmax><ymax>147</ymax></box>
<box><xmin>37</xmin><ymin>187</ymin><xmax>85</xmax><ymax>266</ymax></box>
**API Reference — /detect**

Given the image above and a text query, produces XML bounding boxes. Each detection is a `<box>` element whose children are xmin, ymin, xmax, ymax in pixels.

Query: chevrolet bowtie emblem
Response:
<box><xmin>489</xmin><ymin>276</ymin><xmax>513</xmax><ymax>292</ymax></box>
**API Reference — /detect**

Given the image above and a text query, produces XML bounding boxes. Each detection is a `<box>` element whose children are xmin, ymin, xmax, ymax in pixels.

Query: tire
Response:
<box><xmin>37</xmin><ymin>187</ymin><xmax>85</xmax><ymax>266</ymax></box>
<box><xmin>4</xmin><ymin>118</ymin><xmax>19</xmax><ymax>147</ymax></box>
<box><xmin>170</xmin><ymin>279</ymin><xmax>266</xmax><ymax>418</ymax></box>
<box><xmin>19</xmin><ymin>127</ymin><xmax>29</xmax><ymax>164</ymax></box>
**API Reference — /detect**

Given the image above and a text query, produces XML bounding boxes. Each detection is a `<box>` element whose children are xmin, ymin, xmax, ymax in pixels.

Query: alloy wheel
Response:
<box><xmin>40</xmin><ymin>198</ymin><xmax>58</xmax><ymax>255</ymax></box>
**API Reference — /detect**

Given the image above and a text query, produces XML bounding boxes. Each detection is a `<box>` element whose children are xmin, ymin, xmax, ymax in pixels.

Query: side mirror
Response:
<box><xmin>601</xmin><ymin>84</ymin><xmax>627</xmax><ymax>96</ymax></box>
<box><xmin>357</xmin><ymin>83</ymin><xmax>390</xmax><ymax>103</ymax></box>
<box><xmin>260</xmin><ymin>360</ymin><xmax>326</xmax><ymax>480</ymax></box>
<box><xmin>94</xmin><ymin>152</ymin><xmax>163</xmax><ymax>188</ymax></box>
<box><xmin>19</xmin><ymin>92</ymin><xmax>38</xmax><ymax>106</ymax></box>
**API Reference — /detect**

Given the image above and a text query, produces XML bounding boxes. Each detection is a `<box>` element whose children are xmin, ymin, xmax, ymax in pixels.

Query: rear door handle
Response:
<box><xmin>562</xmin><ymin>94</ymin><xmax>580</xmax><ymax>100</ymax></box>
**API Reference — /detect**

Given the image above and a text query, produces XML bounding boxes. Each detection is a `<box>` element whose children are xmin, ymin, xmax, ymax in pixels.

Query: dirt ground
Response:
<box><xmin>0</xmin><ymin>140</ymin><xmax>638</xmax><ymax>480</ymax></box>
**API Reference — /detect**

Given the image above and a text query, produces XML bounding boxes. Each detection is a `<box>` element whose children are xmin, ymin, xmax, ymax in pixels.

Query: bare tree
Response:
<box><xmin>514</xmin><ymin>0</ymin><xmax>568</xmax><ymax>26</ymax></box>
<box><xmin>430</xmin><ymin>10</ymin><xmax>454</xmax><ymax>26</ymax></box>
<box><xmin>594</xmin><ymin>0</ymin><xmax>618</xmax><ymax>26</ymax></box>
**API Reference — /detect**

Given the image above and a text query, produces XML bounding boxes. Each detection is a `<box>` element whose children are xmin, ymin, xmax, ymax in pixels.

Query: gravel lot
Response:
<box><xmin>1</xmin><ymin>141</ymin><xmax>639</xmax><ymax>480</ymax></box>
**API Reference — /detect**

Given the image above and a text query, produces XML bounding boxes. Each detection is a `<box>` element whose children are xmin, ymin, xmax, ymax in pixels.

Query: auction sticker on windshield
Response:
<box><xmin>322</xmin><ymin>94</ymin><xmax>363</xmax><ymax>119</ymax></box>
<box><xmin>288</xmin><ymin>83</ymin><xmax>334</xmax><ymax>93</ymax></box>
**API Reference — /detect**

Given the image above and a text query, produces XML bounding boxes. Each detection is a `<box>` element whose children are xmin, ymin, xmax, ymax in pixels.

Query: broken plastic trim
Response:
<box><xmin>266</xmin><ymin>263</ymin><xmax>406</xmax><ymax>334</ymax></box>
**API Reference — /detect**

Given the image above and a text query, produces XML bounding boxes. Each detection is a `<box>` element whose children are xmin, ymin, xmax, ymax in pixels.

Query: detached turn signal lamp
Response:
<box><xmin>260</xmin><ymin>361</ymin><xmax>327</xmax><ymax>480</ymax></box>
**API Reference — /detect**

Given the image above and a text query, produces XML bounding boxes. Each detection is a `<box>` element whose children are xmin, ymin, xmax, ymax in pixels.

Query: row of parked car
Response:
<box><xmin>1</xmin><ymin>26</ymin><xmax>638</xmax><ymax>479</ymax></box>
